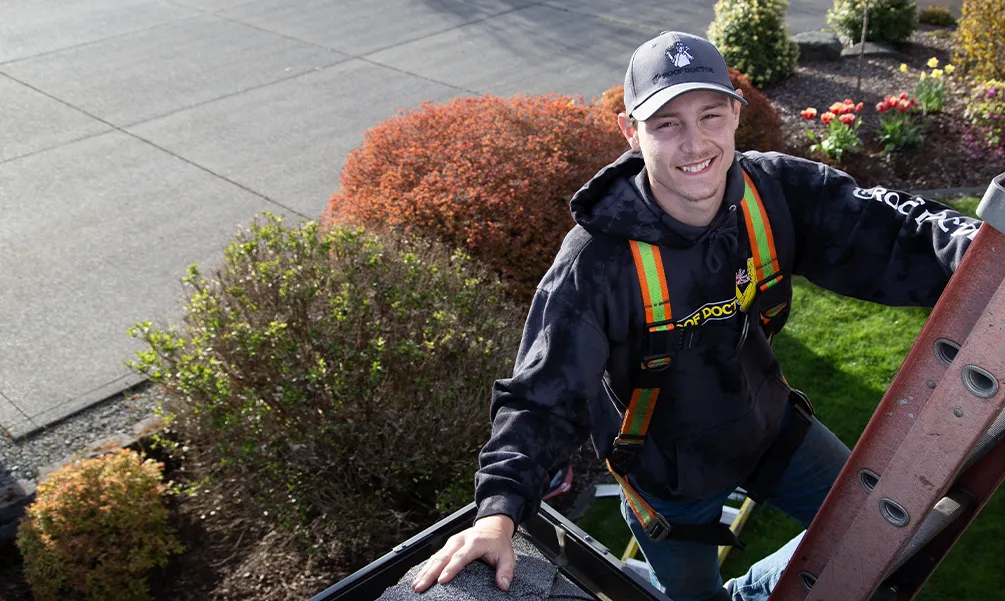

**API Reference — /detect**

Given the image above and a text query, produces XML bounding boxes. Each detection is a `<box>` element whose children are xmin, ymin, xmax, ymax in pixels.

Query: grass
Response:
<box><xmin>576</xmin><ymin>197</ymin><xmax>1004</xmax><ymax>599</ymax></box>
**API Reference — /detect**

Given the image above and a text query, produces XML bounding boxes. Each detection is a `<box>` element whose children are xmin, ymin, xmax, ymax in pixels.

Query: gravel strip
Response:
<box><xmin>0</xmin><ymin>381</ymin><xmax>164</xmax><ymax>484</ymax></box>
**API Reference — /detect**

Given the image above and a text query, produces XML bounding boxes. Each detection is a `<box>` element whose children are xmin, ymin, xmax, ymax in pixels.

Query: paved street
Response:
<box><xmin>0</xmin><ymin>0</ymin><xmax>838</xmax><ymax>438</ymax></box>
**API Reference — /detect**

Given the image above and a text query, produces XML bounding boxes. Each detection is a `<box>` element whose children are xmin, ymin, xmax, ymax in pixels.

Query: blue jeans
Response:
<box><xmin>620</xmin><ymin>413</ymin><xmax>851</xmax><ymax>601</ymax></box>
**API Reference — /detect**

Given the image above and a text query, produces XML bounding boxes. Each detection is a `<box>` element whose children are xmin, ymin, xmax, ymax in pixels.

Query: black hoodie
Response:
<box><xmin>474</xmin><ymin>150</ymin><xmax>979</xmax><ymax>527</ymax></box>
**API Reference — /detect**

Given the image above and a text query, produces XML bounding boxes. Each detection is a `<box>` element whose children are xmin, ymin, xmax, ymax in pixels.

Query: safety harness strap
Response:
<box><xmin>610</xmin><ymin>169</ymin><xmax>790</xmax><ymax>546</ymax></box>
<box><xmin>738</xmin><ymin>170</ymin><xmax>791</xmax><ymax>338</ymax></box>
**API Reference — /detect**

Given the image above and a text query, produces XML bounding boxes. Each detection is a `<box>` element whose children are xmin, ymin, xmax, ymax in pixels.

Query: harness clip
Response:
<box><xmin>608</xmin><ymin>437</ymin><xmax>644</xmax><ymax>475</ymax></box>
<box><xmin>644</xmin><ymin>514</ymin><xmax>673</xmax><ymax>542</ymax></box>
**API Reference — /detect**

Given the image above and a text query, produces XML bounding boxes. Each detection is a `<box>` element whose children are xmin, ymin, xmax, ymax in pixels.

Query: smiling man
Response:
<box><xmin>412</xmin><ymin>32</ymin><xmax>978</xmax><ymax>601</ymax></box>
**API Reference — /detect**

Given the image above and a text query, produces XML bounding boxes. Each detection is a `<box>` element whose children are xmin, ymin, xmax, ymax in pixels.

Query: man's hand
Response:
<box><xmin>411</xmin><ymin>514</ymin><xmax>516</xmax><ymax>593</ymax></box>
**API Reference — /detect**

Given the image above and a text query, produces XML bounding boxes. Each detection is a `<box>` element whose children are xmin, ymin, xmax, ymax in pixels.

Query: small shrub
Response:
<box><xmin>964</xmin><ymin>80</ymin><xmax>1005</xmax><ymax>151</ymax></box>
<box><xmin>828</xmin><ymin>0</ymin><xmax>918</xmax><ymax>47</ymax></box>
<box><xmin>707</xmin><ymin>0</ymin><xmax>800</xmax><ymax>87</ymax></box>
<box><xmin>16</xmin><ymin>449</ymin><xmax>181</xmax><ymax>601</ymax></box>
<box><xmin>918</xmin><ymin>4</ymin><xmax>956</xmax><ymax>25</ymax></box>
<box><xmin>728</xmin><ymin>69</ymin><xmax>785</xmax><ymax>151</ymax></box>
<box><xmin>128</xmin><ymin>215</ymin><xmax>525</xmax><ymax>568</ymax></box>
<box><xmin>325</xmin><ymin>95</ymin><xmax>624</xmax><ymax>302</ymax></box>
<box><xmin>953</xmin><ymin>0</ymin><xmax>1005</xmax><ymax>81</ymax></box>
<box><xmin>593</xmin><ymin>69</ymin><xmax>783</xmax><ymax>153</ymax></box>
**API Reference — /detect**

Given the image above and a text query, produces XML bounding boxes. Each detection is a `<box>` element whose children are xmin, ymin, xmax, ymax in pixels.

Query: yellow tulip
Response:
<box><xmin>932</xmin><ymin>69</ymin><xmax>944</xmax><ymax>78</ymax></box>
<box><xmin>899</xmin><ymin>63</ymin><xmax>909</xmax><ymax>73</ymax></box>
<box><xmin>945</xmin><ymin>64</ymin><xmax>955</xmax><ymax>74</ymax></box>
<box><xmin>920</xmin><ymin>71</ymin><xmax>928</xmax><ymax>80</ymax></box>
<box><xmin>927</xmin><ymin>57</ymin><xmax>939</xmax><ymax>68</ymax></box>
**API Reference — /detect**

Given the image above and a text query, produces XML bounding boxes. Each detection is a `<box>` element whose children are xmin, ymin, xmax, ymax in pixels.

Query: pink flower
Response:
<box><xmin>897</xmin><ymin>99</ymin><xmax>913</xmax><ymax>112</ymax></box>
<box><xmin>876</xmin><ymin>102</ymin><xmax>889</xmax><ymax>113</ymax></box>
<box><xmin>820</xmin><ymin>112</ymin><xmax>836</xmax><ymax>125</ymax></box>
<box><xmin>801</xmin><ymin>107</ymin><xmax>818</xmax><ymax>120</ymax></box>
<box><xmin>839</xmin><ymin>113</ymin><xmax>856</xmax><ymax>125</ymax></box>
<box><xmin>855</xmin><ymin>102</ymin><xmax>865</xmax><ymax>112</ymax></box>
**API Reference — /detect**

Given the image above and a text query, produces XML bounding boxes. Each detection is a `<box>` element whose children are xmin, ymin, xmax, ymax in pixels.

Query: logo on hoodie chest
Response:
<box><xmin>677</xmin><ymin>296</ymin><xmax>739</xmax><ymax>327</ymax></box>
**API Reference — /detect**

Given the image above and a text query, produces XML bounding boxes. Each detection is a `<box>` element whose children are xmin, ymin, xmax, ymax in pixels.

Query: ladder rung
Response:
<box><xmin>885</xmin><ymin>489</ymin><xmax>975</xmax><ymax>578</ymax></box>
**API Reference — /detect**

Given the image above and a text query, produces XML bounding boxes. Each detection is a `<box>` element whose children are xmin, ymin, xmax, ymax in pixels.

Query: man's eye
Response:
<box><xmin>704</xmin><ymin>113</ymin><xmax>722</xmax><ymax>120</ymax></box>
<box><xmin>657</xmin><ymin>121</ymin><xmax>678</xmax><ymax>129</ymax></box>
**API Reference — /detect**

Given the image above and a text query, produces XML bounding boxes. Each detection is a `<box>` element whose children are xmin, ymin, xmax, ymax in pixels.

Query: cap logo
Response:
<box><xmin>666</xmin><ymin>42</ymin><xmax>694</xmax><ymax>68</ymax></box>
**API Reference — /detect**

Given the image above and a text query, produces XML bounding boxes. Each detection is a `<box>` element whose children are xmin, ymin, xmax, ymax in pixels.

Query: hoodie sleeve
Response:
<box><xmin>474</xmin><ymin>284</ymin><xmax>607</xmax><ymax>527</ymax></box>
<box><xmin>758</xmin><ymin>154</ymin><xmax>980</xmax><ymax>306</ymax></box>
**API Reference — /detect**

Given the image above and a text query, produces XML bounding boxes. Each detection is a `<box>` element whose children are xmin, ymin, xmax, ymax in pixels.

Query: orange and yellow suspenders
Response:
<box><xmin>607</xmin><ymin>170</ymin><xmax>788</xmax><ymax>545</ymax></box>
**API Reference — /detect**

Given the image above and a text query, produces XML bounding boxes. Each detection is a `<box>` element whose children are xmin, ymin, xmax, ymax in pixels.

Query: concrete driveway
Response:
<box><xmin>0</xmin><ymin>0</ymin><xmax>835</xmax><ymax>438</ymax></box>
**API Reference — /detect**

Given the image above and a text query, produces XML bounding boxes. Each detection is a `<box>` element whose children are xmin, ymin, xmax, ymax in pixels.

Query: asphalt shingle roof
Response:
<box><xmin>377</xmin><ymin>529</ymin><xmax>593</xmax><ymax>600</ymax></box>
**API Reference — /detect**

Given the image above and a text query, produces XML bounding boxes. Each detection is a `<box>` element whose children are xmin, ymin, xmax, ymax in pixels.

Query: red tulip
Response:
<box><xmin>821</xmin><ymin>112</ymin><xmax>836</xmax><ymax>125</ymax></box>
<box><xmin>897</xmin><ymin>99</ymin><xmax>912</xmax><ymax>112</ymax></box>
<box><xmin>876</xmin><ymin>102</ymin><xmax>889</xmax><ymax>112</ymax></box>
<box><xmin>855</xmin><ymin>102</ymin><xmax>864</xmax><ymax>112</ymax></box>
<box><xmin>830</xmin><ymin>102</ymin><xmax>845</xmax><ymax>114</ymax></box>
<box><xmin>899</xmin><ymin>92</ymin><xmax>908</xmax><ymax>100</ymax></box>
<box><xmin>839</xmin><ymin>113</ymin><xmax>856</xmax><ymax>125</ymax></box>
<box><xmin>843</xmin><ymin>98</ymin><xmax>854</xmax><ymax>104</ymax></box>
<box><xmin>801</xmin><ymin>107</ymin><xmax>818</xmax><ymax>120</ymax></box>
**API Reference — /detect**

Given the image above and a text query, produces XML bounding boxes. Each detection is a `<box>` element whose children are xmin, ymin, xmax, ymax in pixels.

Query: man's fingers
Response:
<box><xmin>412</xmin><ymin>542</ymin><xmax>462</xmax><ymax>592</ymax></box>
<box><xmin>437</xmin><ymin>546</ymin><xmax>475</xmax><ymax>585</ymax></box>
<box><xmin>494</xmin><ymin>545</ymin><xmax>517</xmax><ymax>591</ymax></box>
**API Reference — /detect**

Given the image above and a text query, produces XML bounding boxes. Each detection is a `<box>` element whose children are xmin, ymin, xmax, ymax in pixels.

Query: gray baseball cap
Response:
<box><xmin>624</xmin><ymin>31</ymin><xmax>747</xmax><ymax>121</ymax></box>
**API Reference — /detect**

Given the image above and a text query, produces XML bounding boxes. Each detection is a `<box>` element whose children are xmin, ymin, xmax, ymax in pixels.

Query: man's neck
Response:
<box><xmin>648</xmin><ymin>178</ymin><xmax>724</xmax><ymax>228</ymax></box>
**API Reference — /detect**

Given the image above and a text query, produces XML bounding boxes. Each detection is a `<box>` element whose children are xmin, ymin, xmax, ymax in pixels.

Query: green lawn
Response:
<box><xmin>576</xmin><ymin>198</ymin><xmax>1005</xmax><ymax>599</ymax></box>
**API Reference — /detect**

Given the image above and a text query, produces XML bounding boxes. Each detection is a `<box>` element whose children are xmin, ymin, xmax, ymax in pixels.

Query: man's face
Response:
<box><xmin>619</xmin><ymin>90</ymin><xmax>741</xmax><ymax>225</ymax></box>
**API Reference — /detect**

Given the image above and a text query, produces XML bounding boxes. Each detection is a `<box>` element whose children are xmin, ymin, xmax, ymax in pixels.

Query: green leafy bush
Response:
<box><xmin>918</xmin><ymin>4</ymin><xmax>956</xmax><ymax>25</ymax></box>
<box><xmin>953</xmin><ymin>0</ymin><xmax>1005</xmax><ymax>81</ymax></box>
<box><xmin>707</xmin><ymin>0</ymin><xmax>800</xmax><ymax>87</ymax></box>
<box><xmin>16</xmin><ymin>449</ymin><xmax>181</xmax><ymax>601</ymax></box>
<box><xmin>325</xmin><ymin>95</ymin><xmax>624</xmax><ymax>302</ymax></box>
<box><xmin>827</xmin><ymin>0</ymin><xmax>918</xmax><ymax>46</ymax></box>
<box><xmin>127</xmin><ymin>214</ymin><xmax>524</xmax><ymax>568</ymax></box>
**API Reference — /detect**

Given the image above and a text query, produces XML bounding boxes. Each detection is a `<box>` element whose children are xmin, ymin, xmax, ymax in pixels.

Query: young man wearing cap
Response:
<box><xmin>412</xmin><ymin>32</ymin><xmax>978</xmax><ymax>601</ymax></box>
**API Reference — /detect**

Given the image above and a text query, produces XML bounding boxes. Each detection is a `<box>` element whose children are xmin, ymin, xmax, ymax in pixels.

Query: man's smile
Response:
<box><xmin>678</xmin><ymin>156</ymin><xmax>715</xmax><ymax>174</ymax></box>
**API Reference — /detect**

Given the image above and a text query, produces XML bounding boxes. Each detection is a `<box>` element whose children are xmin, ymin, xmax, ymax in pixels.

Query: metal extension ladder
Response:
<box><xmin>769</xmin><ymin>173</ymin><xmax>1005</xmax><ymax>601</ymax></box>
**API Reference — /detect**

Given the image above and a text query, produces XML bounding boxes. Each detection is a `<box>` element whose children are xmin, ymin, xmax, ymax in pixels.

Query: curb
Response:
<box><xmin>0</xmin><ymin>416</ymin><xmax>165</xmax><ymax>544</ymax></box>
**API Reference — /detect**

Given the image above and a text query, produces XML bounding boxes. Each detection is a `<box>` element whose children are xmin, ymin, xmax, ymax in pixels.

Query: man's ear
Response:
<box><xmin>732</xmin><ymin>89</ymin><xmax>744</xmax><ymax>125</ymax></box>
<box><xmin>617</xmin><ymin>113</ymin><xmax>642</xmax><ymax>152</ymax></box>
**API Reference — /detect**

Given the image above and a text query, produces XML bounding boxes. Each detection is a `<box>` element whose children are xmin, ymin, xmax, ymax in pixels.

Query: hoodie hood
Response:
<box><xmin>570</xmin><ymin>150</ymin><xmax>746</xmax><ymax>268</ymax></box>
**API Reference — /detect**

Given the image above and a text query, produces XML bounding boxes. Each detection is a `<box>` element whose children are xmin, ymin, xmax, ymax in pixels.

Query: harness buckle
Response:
<box><xmin>608</xmin><ymin>437</ymin><xmax>644</xmax><ymax>475</ymax></box>
<box><xmin>641</xmin><ymin>321</ymin><xmax>678</xmax><ymax>371</ymax></box>
<box><xmin>644</xmin><ymin>514</ymin><xmax>673</xmax><ymax>542</ymax></box>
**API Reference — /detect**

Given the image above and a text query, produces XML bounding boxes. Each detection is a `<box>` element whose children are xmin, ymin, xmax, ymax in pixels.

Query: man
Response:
<box><xmin>412</xmin><ymin>31</ymin><xmax>978</xmax><ymax>601</ymax></box>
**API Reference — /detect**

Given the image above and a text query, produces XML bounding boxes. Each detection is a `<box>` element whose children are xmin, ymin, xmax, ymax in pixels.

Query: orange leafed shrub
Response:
<box><xmin>729</xmin><ymin>69</ymin><xmax>785</xmax><ymax>152</ymax></box>
<box><xmin>16</xmin><ymin>449</ymin><xmax>181</xmax><ymax>601</ymax></box>
<box><xmin>594</xmin><ymin>70</ymin><xmax>784</xmax><ymax>152</ymax></box>
<box><xmin>325</xmin><ymin>94</ymin><xmax>625</xmax><ymax>301</ymax></box>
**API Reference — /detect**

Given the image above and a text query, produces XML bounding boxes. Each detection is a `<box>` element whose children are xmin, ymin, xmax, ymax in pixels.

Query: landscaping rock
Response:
<box><xmin>793</xmin><ymin>31</ymin><xmax>843</xmax><ymax>62</ymax></box>
<box><xmin>0</xmin><ymin>478</ymin><xmax>36</xmax><ymax>541</ymax></box>
<box><xmin>841</xmin><ymin>42</ymin><xmax>909</xmax><ymax>61</ymax></box>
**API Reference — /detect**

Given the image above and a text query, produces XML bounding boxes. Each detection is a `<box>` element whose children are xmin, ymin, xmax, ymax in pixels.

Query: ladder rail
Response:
<box><xmin>769</xmin><ymin>221</ymin><xmax>1005</xmax><ymax>601</ymax></box>
<box><xmin>803</xmin><ymin>274</ymin><xmax>1005</xmax><ymax>600</ymax></box>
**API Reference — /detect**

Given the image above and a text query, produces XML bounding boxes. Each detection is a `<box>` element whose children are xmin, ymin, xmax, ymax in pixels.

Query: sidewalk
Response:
<box><xmin>0</xmin><ymin>0</ymin><xmax>834</xmax><ymax>438</ymax></box>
